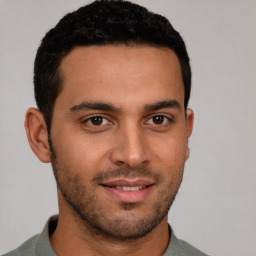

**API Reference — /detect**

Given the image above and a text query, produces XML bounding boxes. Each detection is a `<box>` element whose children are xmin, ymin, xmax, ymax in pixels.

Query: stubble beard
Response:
<box><xmin>49</xmin><ymin>141</ymin><xmax>184</xmax><ymax>241</ymax></box>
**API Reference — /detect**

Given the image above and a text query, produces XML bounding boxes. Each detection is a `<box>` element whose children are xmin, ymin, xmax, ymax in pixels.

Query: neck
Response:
<box><xmin>50</xmin><ymin>198</ymin><xmax>170</xmax><ymax>256</ymax></box>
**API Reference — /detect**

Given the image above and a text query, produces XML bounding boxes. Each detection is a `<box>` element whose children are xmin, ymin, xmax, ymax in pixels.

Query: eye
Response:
<box><xmin>83</xmin><ymin>115</ymin><xmax>110</xmax><ymax>127</ymax></box>
<box><xmin>145</xmin><ymin>115</ymin><xmax>173</xmax><ymax>128</ymax></box>
<box><xmin>152</xmin><ymin>115</ymin><xmax>165</xmax><ymax>125</ymax></box>
<box><xmin>89</xmin><ymin>116</ymin><xmax>105</xmax><ymax>126</ymax></box>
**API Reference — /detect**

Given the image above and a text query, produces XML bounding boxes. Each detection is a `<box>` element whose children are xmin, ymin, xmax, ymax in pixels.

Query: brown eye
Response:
<box><xmin>152</xmin><ymin>115</ymin><xmax>165</xmax><ymax>125</ymax></box>
<box><xmin>146</xmin><ymin>115</ymin><xmax>172</xmax><ymax>128</ymax></box>
<box><xmin>82</xmin><ymin>115</ymin><xmax>113</xmax><ymax>132</ymax></box>
<box><xmin>90</xmin><ymin>116</ymin><xmax>104</xmax><ymax>126</ymax></box>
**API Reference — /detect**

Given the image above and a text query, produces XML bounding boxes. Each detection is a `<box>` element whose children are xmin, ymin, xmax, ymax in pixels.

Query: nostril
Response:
<box><xmin>115</xmin><ymin>160</ymin><xmax>128</xmax><ymax>167</ymax></box>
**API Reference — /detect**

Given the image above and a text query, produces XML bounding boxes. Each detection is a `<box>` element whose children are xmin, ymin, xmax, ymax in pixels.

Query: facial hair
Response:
<box><xmin>49</xmin><ymin>140</ymin><xmax>184</xmax><ymax>241</ymax></box>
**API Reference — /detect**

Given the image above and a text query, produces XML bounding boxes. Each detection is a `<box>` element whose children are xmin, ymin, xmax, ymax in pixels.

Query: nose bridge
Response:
<box><xmin>110</xmin><ymin>120</ymin><xmax>149</xmax><ymax>168</ymax></box>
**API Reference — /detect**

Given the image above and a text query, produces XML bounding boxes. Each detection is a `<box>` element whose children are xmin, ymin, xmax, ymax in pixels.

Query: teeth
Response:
<box><xmin>115</xmin><ymin>186</ymin><xmax>146</xmax><ymax>191</ymax></box>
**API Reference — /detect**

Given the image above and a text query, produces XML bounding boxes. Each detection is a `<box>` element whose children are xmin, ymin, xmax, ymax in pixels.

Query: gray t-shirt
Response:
<box><xmin>2</xmin><ymin>216</ymin><xmax>208</xmax><ymax>256</ymax></box>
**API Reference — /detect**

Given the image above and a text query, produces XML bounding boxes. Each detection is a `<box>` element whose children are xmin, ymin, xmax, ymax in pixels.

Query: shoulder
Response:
<box><xmin>1</xmin><ymin>215</ymin><xmax>58</xmax><ymax>256</ymax></box>
<box><xmin>164</xmin><ymin>226</ymin><xmax>209</xmax><ymax>256</ymax></box>
<box><xmin>171</xmin><ymin>236</ymin><xmax>208</xmax><ymax>256</ymax></box>
<box><xmin>1</xmin><ymin>234</ymin><xmax>39</xmax><ymax>256</ymax></box>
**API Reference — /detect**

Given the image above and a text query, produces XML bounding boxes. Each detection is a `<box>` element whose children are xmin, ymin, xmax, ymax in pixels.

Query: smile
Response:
<box><xmin>100</xmin><ymin>179</ymin><xmax>154</xmax><ymax>203</ymax></box>
<box><xmin>114</xmin><ymin>186</ymin><xmax>146</xmax><ymax>191</ymax></box>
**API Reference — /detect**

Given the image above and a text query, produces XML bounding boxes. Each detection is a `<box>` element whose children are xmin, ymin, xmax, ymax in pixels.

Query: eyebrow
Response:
<box><xmin>70</xmin><ymin>101</ymin><xmax>120</xmax><ymax>113</ymax></box>
<box><xmin>70</xmin><ymin>99</ymin><xmax>181</xmax><ymax>113</ymax></box>
<box><xmin>144</xmin><ymin>99</ymin><xmax>181</xmax><ymax>112</ymax></box>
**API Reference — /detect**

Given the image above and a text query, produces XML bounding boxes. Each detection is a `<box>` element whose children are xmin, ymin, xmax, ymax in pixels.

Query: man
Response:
<box><xmin>4</xmin><ymin>1</ymin><xmax>208</xmax><ymax>255</ymax></box>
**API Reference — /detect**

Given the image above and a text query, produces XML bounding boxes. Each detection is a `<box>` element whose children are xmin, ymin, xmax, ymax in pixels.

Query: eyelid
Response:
<box><xmin>144</xmin><ymin>113</ymin><xmax>174</xmax><ymax>126</ymax></box>
<box><xmin>80</xmin><ymin>113</ymin><xmax>174</xmax><ymax>129</ymax></box>
<box><xmin>81</xmin><ymin>114</ymin><xmax>114</xmax><ymax>126</ymax></box>
<box><xmin>145</xmin><ymin>112</ymin><xmax>174</xmax><ymax>121</ymax></box>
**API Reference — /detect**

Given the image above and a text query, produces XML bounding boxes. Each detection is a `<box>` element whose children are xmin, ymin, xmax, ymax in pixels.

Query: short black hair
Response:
<box><xmin>34</xmin><ymin>0</ymin><xmax>191</xmax><ymax>131</ymax></box>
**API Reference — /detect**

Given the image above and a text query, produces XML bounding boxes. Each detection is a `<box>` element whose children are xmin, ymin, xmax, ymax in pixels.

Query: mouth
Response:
<box><xmin>113</xmin><ymin>186</ymin><xmax>147</xmax><ymax>191</ymax></box>
<box><xmin>100</xmin><ymin>179</ymin><xmax>155</xmax><ymax>203</ymax></box>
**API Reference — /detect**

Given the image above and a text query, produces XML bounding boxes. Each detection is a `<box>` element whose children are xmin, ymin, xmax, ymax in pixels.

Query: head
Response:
<box><xmin>34</xmin><ymin>0</ymin><xmax>191</xmax><ymax>132</ymax></box>
<box><xmin>26</xmin><ymin>0</ymin><xmax>194</xmax><ymax>241</ymax></box>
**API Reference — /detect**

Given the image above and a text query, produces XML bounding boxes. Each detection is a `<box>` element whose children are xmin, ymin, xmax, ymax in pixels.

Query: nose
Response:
<box><xmin>109</xmin><ymin>124</ymin><xmax>150</xmax><ymax>169</ymax></box>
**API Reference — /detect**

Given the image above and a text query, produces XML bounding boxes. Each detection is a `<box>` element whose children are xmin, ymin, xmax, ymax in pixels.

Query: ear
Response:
<box><xmin>185</xmin><ymin>108</ymin><xmax>194</xmax><ymax>160</ymax></box>
<box><xmin>24</xmin><ymin>108</ymin><xmax>51</xmax><ymax>163</ymax></box>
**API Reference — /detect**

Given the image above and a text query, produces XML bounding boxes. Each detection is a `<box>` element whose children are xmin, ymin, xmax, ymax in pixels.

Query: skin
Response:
<box><xmin>25</xmin><ymin>45</ymin><xmax>194</xmax><ymax>256</ymax></box>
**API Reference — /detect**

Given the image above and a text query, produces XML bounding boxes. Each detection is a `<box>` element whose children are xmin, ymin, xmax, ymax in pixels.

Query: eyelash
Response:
<box><xmin>146</xmin><ymin>115</ymin><xmax>172</xmax><ymax>125</ymax></box>
<box><xmin>81</xmin><ymin>114</ymin><xmax>173</xmax><ymax>129</ymax></box>
<box><xmin>82</xmin><ymin>115</ymin><xmax>111</xmax><ymax>127</ymax></box>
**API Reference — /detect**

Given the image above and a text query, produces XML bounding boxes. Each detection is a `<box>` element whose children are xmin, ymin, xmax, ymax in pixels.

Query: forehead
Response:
<box><xmin>60</xmin><ymin>45</ymin><xmax>182</xmax><ymax>80</ymax></box>
<box><xmin>57</xmin><ymin>45</ymin><xmax>184</xmax><ymax>110</ymax></box>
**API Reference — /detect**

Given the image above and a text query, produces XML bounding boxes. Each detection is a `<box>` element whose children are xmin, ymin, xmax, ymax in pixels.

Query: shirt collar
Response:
<box><xmin>35</xmin><ymin>215</ymin><xmax>179</xmax><ymax>256</ymax></box>
<box><xmin>35</xmin><ymin>215</ymin><xmax>57</xmax><ymax>256</ymax></box>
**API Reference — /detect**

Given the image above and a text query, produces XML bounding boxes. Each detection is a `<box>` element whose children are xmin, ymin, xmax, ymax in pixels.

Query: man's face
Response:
<box><xmin>49</xmin><ymin>45</ymin><xmax>193</xmax><ymax>239</ymax></box>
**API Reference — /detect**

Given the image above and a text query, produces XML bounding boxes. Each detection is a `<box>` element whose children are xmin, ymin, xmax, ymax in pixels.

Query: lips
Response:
<box><xmin>100</xmin><ymin>179</ymin><xmax>155</xmax><ymax>203</ymax></box>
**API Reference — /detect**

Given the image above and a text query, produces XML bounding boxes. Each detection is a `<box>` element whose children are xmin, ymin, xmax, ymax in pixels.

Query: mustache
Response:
<box><xmin>92</xmin><ymin>166</ymin><xmax>163</xmax><ymax>184</ymax></box>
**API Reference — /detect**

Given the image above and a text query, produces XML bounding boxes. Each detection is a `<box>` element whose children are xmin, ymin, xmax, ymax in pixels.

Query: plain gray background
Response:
<box><xmin>0</xmin><ymin>0</ymin><xmax>255</xmax><ymax>255</ymax></box>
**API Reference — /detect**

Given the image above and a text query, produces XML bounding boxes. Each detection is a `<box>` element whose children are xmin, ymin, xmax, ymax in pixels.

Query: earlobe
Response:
<box><xmin>186</xmin><ymin>108</ymin><xmax>194</xmax><ymax>138</ymax></box>
<box><xmin>185</xmin><ymin>146</ymin><xmax>190</xmax><ymax>160</ymax></box>
<box><xmin>185</xmin><ymin>108</ymin><xmax>194</xmax><ymax>160</ymax></box>
<box><xmin>24</xmin><ymin>108</ymin><xmax>51</xmax><ymax>163</ymax></box>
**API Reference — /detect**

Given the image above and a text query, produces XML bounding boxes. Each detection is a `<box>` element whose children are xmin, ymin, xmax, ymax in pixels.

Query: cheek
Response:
<box><xmin>151</xmin><ymin>129</ymin><xmax>188</xmax><ymax>154</ymax></box>
<box><xmin>149</xmin><ymin>131</ymin><xmax>188</xmax><ymax>169</ymax></box>
<box><xmin>52</xmin><ymin>129</ymin><xmax>112</xmax><ymax>172</ymax></box>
